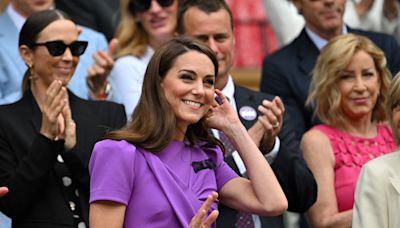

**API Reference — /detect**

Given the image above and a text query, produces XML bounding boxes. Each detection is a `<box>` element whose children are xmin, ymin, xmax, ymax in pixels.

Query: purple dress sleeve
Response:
<box><xmin>89</xmin><ymin>139</ymin><xmax>136</xmax><ymax>205</ymax></box>
<box><xmin>200</xmin><ymin>142</ymin><xmax>238</xmax><ymax>190</ymax></box>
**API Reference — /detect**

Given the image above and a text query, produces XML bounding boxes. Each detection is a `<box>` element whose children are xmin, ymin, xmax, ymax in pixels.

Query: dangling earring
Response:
<box><xmin>28</xmin><ymin>63</ymin><xmax>35</xmax><ymax>80</ymax></box>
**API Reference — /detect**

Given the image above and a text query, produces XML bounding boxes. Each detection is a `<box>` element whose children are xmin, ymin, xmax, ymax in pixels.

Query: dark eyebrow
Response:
<box><xmin>178</xmin><ymin>69</ymin><xmax>196</xmax><ymax>75</ymax></box>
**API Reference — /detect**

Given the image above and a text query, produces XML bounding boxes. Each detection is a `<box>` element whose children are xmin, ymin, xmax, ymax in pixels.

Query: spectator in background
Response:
<box><xmin>55</xmin><ymin>0</ymin><xmax>120</xmax><ymax>41</ymax></box>
<box><xmin>260</xmin><ymin>0</ymin><xmax>400</xmax><ymax>141</ymax></box>
<box><xmin>344</xmin><ymin>0</ymin><xmax>400</xmax><ymax>43</ymax></box>
<box><xmin>87</xmin><ymin>0</ymin><xmax>179</xmax><ymax>118</ymax></box>
<box><xmin>0</xmin><ymin>10</ymin><xmax>126</xmax><ymax>227</ymax></box>
<box><xmin>262</xmin><ymin>0</ymin><xmax>304</xmax><ymax>47</ymax></box>
<box><xmin>352</xmin><ymin>72</ymin><xmax>400</xmax><ymax>228</ymax></box>
<box><xmin>176</xmin><ymin>0</ymin><xmax>317</xmax><ymax>227</ymax></box>
<box><xmin>301</xmin><ymin>34</ymin><xmax>396</xmax><ymax>227</ymax></box>
<box><xmin>89</xmin><ymin>37</ymin><xmax>287</xmax><ymax>228</ymax></box>
<box><xmin>263</xmin><ymin>0</ymin><xmax>400</xmax><ymax>48</ymax></box>
<box><xmin>0</xmin><ymin>0</ymin><xmax>108</xmax><ymax>104</ymax></box>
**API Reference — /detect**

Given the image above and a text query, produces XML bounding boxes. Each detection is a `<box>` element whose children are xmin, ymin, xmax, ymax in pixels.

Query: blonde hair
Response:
<box><xmin>307</xmin><ymin>34</ymin><xmax>391</xmax><ymax>126</ymax></box>
<box><xmin>115</xmin><ymin>0</ymin><xmax>149</xmax><ymax>58</ymax></box>
<box><xmin>386</xmin><ymin>73</ymin><xmax>400</xmax><ymax>145</ymax></box>
<box><xmin>0</xmin><ymin>0</ymin><xmax>9</xmax><ymax>13</ymax></box>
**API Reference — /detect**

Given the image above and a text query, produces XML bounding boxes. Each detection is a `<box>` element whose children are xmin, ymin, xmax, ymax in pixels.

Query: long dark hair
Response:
<box><xmin>19</xmin><ymin>9</ymin><xmax>71</xmax><ymax>94</ymax></box>
<box><xmin>107</xmin><ymin>37</ymin><xmax>224</xmax><ymax>152</ymax></box>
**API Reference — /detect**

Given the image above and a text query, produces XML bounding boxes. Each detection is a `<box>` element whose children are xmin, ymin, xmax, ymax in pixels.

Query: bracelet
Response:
<box><xmin>87</xmin><ymin>80</ymin><xmax>111</xmax><ymax>100</ymax></box>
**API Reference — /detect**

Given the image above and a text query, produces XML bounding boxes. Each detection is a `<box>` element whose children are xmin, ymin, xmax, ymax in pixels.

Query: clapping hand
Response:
<box><xmin>248</xmin><ymin>96</ymin><xmax>284</xmax><ymax>152</ymax></box>
<box><xmin>39</xmin><ymin>80</ymin><xmax>76</xmax><ymax>151</ymax></box>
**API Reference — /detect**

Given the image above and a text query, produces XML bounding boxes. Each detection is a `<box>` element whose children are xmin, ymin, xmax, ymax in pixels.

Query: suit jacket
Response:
<box><xmin>0</xmin><ymin>90</ymin><xmax>126</xmax><ymax>227</ymax></box>
<box><xmin>260</xmin><ymin>27</ymin><xmax>400</xmax><ymax>140</ymax></box>
<box><xmin>0</xmin><ymin>10</ymin><xmax>108</xmax><ymax>104</ymax></box>
<box><xmin>353</xmin><ymin>151</ymin><xmax>400</xmax><ymax>228</ymax></box>
<box><xmin>216</xmin><ymin>85</ymin><xmax>317</xmax><ymax>228</ymax></box>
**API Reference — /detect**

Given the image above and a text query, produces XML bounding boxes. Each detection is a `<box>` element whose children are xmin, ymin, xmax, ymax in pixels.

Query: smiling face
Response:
<box><xmin>337</xmin><ymin>50</ymin><xmax>381</xmax><ymax>120</ymax></box>
<box><xmin>136</xmin><ymin>0</ymin><xmax>178</xmax><ymax>47</ymax></box>
<box><xmin>21</xmin><ymin>19</ymin><xmax>80</xmax><ymax>88</ymax></box>
<box><xmin>181</xmin><ymin>7</ymin><xmax>234</xmax><ymax>89</ymax></box>
<box><xmin>293</xmin><ymin>0</ymin><xmax>345</xmax><ymax>39</ymax></box>
<box><xmin>161</xmin><ymin>50</ymin><xmax>215</xmax><ymax>132</ymax></box>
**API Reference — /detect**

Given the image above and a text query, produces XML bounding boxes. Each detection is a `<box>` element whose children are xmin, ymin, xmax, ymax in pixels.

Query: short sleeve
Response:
<box><xmin>89</xmin><ymin>139</ymin><xmax>136</xmax><ymax>205</ymax></box>
<box><xmin>201</xmin><ymin>143</ymin><xmax>238</xmax><ymax>191</ymax></box>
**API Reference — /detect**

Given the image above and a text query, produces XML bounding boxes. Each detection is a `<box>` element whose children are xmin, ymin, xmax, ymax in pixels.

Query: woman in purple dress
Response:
<box><xmin>88</xmin><ymin>37</ymin><xmax>288</xmax><ymax>228</ymax></box>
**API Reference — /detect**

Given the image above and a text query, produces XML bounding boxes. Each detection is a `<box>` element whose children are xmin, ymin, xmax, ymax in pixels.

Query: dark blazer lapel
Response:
<box><xmin>297</xmin><ymin>29</ymin><xmax>320</xmax><ymax>77</ymax></box>
<box><xmin>234</xmin><ymin>86</ymin><xmax>258</xmax><ymax>129</ymax></box>
<box><xmin>23</xmin><ymin>91</ymin><xmax>42</xmax><ymax>132</ymax></box>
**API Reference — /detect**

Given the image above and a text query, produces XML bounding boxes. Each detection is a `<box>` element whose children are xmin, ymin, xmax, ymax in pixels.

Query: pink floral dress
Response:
<box><xmin>313</xmin><ymin>124</ymin><xmax>396</xmax><ymax>212</ymax></box>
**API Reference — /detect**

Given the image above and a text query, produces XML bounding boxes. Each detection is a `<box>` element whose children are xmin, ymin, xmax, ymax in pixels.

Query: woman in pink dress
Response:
<box><xmin>301</xmin><ymin>33</ymin><xmax>396</xmax><ymax>227</ymax></box>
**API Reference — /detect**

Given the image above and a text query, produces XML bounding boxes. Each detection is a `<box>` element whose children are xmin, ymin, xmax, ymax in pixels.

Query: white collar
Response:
<box><xmin>220</xmin><ymin>75</ymin><xmax>235</xmax><ymax>105</ymax></box>
<box><xmin>305</xmin><ymin>24</ymin><xmax>348</xmax><ymax>50</ymax></box>
<box><xmin>7</xmin><ymin>4</ymin><xmax>26</xmax><ymax>32</ymax></box>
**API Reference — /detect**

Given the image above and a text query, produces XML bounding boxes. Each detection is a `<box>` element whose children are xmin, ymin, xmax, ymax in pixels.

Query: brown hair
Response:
<box><xmin>387</xmin><ymin>73</ymin><xmax>400</xmax><ymax>145</ymax></box>
<box><xmin>107</xmin><ymin>37</ymin><xmax>223</xmax><ymax>152</ymax></box>
<box><xmin>176</xmin><ymin>0</ymin><xmax>234</xmax><ymax>35</ymax></box>
<box><xmin>307</xmin><ymin>33</ymin><xmax>391</xmax><ymax>126</ymax></box>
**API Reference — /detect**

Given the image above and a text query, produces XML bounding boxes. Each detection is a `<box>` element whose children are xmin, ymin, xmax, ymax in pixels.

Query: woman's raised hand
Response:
<box><xmin>205</xmin><ymin>89</ymin><xmax>240</xmax><ymax>132</ymax></box>
<box><xmin>40</xmin><ymin>80</ymin><xmax>67</xmax><ymax>140</ymax></box>
<box><xmin>60</xmin><ymin>94</ymin><xmax>76</xmax><ymax>151</ymax></box>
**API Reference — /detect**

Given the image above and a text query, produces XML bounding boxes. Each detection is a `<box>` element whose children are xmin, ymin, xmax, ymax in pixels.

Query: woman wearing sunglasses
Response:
<box><xmin>87</xmin><ymin>0</ymin><xmax>178</xmax><ymax>118</ymax></box>
<box><xmin>0</xmin><ymin>10</ymin><xmax>126</xmax><ymax>228</ymax></box>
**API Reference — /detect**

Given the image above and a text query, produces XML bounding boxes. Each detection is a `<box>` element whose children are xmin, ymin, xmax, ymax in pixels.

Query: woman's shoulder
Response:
<box><xmin>114</xmin><ymin>46</ymin><xmax>153</xmax><ymax>66</ymax></box>
<box><xmin>302</xmin><ymin>126</ymin><xmax>331</xmax><ymax>143</ymax></box>
<box><xmin>193</xmin><ymin>141</ymin><xmax>224</xmax><ymax>161</ymax></box>
<box><xmin>92</xmin><ymin>139</ymin><xmax>139</xmax><ymax>158</ymax></box>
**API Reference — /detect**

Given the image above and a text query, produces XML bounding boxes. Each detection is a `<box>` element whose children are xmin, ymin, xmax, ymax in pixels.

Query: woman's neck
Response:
<box><xmin>337</xmin><ymin>115</ymin><xmax>377</xmax><ymax>138</ymax></box>
<box><xmin>148</xmin><ymin>35</ymin><xmax>174</xmax><ymax>49</ymax></box>
<box><xmin>173</xmin><ymin>123</ymin><xmax>188</xmax><ymax>141</ymax></box>
<box><xmin>30</xmin><ymin>82</ymin><xmax>48</xmax><ymax>111</ymax></box>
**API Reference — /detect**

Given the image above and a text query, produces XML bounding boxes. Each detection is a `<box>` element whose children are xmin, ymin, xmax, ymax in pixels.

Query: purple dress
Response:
<box><xmin>89</xmin><ymin>139</ymin><xmax>238</xmax><ymax>227</ymax></box>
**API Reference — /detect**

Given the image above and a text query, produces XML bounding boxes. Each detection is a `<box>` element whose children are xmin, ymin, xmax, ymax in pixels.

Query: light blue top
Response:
<box><xmin>109</xmin><ymin>46</ymin><xmax>154</xmax><ymax>118</ymax></box>
<box><xmin>0</xmin><ymin>9</ymin><xmax>108</xmax><ymax>104</ymax></box>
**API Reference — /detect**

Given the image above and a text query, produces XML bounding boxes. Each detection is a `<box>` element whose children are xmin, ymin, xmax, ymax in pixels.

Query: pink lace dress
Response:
<box><xmin>313</xmin><ymin>124</ymin><xmax>396</xmax><ymax>212</ymax></box>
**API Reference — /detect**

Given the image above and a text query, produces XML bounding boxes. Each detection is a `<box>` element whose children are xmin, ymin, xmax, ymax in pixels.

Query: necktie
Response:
<box><xmin>218</xmin><ymin>131</ymin><xmax>236</xmax><ymax>155</ymax></box>
<box><xmin>218</xmin><ymin>131</ymin><xmax>255</xmax><ymax>227</ymax></box>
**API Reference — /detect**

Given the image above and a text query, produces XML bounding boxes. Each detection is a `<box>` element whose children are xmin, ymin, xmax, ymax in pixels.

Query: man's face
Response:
<box><xmin>181</xmin><ymin>7</ymin><xmax>235</xmax><ymax>89</ymax></box>
<box><xmin>11</xmin><ymin>0</ymin><xmax>54</xmax><ymax>17</ymax></box>
<box><xmin>293</xmin><ymin>0</ymin><xmax>346</xmax><ymax>38</ymax></box>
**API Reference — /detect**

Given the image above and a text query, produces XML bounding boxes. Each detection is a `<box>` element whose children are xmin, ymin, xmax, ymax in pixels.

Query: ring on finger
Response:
<box><xmin>68</xmin><ymin>120</ymin><xmax>75</xmax><ymax>126</ymax></box>
<box><xmin>272</xmin><ymin>122</ymin><xmax>279</xmax><ymax>128</ymax></box>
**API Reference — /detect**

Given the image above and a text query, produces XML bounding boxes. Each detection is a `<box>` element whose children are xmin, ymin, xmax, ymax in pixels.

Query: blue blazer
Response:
<box><xmin>260</xmin><ymin>28</ymin><xmax>400</xmax><ymax>139</ymax></box>
<box><xmin>216</xmin><ymin>85</ymin><xmax>317</xmax><ymax>228</ymax></box>
<box><xmin>0</xmin><ymin>11</ymin><xmax>108</xmax><ymax>104</ymax></box>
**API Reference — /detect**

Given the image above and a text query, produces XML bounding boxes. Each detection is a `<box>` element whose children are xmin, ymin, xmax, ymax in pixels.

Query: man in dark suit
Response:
<box><xmin>176</xmin><ymin>0</ymin><xmax>317</xmax><ymax>227</ymax></box>
<box><xmin>260</xmin><ymin>0</ymin><xmax>400</xmax><ymax>140</ymax></box>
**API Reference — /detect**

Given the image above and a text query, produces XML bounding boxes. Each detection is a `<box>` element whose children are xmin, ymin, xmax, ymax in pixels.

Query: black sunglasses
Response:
<box><xmin>129</xmin><ymin>0</ymin><xmax>174</xmax><ymax>13</ymax></box>
<box><xmin>31</xmin><ymin>40</ymin><xmax>88</xmax><ymax>57</ymax></box>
